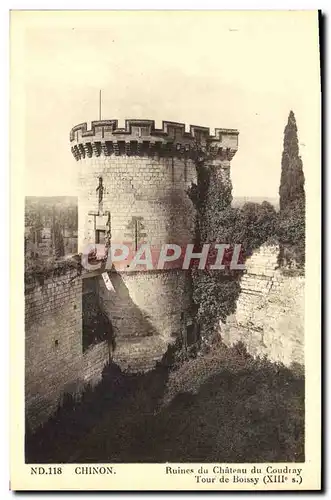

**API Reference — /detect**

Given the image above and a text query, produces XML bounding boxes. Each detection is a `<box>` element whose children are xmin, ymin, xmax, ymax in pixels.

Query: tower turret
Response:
<box><xmin>70</xmin><ymin>119</ymin><xmax>238</xmax><ymax>371</ymax></box>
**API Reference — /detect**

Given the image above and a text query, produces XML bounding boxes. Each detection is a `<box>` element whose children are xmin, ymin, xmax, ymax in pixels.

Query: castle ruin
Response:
<box><xmin>70</xmin><ymin>119</ymin><xmax>239</xmax><ymax>370</ymax></box>
<box><xmin>25</xmin><ymin>119</ymin><xmax>239</xmax><ymax>429</ymax></box>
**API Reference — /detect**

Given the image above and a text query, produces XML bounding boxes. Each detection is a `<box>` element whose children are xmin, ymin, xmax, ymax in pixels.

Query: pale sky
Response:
<box><xmin>17</xmin><ymin>11</ymin><xmax>320</xmax><ymax>198</ymax></box>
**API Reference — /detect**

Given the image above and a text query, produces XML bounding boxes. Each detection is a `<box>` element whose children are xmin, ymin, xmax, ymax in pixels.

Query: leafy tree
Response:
<box><xmin>192</xmin><ymin>201</ymin><xmax>278</xmax><ymax>341</ymax></box>
<box><xmin>237</xmin><ymin>201</ymin><xmax>278</xmax><ymax>257</ymax></box>
<box><xmin>278</xmin><ymin>111</ymin><xmax>305</xmax><ymax>268</ymax></box>
<box><xmin>279</xmin><ymin>111</ymin><xmax>305</xmax><ymax>211</ymax></box>
<box><xmin>188</xmin><ymin>148</ymin><xmax>278</xmax><ymax>346</ymax></box>
<box><xmin>277</xmin><ymin>199</ymin><xmax>305</xmax><ymax>269</ymax></box>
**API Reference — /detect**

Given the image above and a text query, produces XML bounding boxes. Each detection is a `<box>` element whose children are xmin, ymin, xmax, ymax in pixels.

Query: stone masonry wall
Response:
<box><xmin>221</xmin><ymin>245</ymin><xmax>304</xmax><ymax>367</ymax></box>
<box><xmin>75</xmin><ymin>148</ymin><xmax>197</xmax><ymax>373</ymax></box>
<box><xmin>25</xmin><ymin>264</ymin><xmax>109</xmax><ymax>430</ymax></box>
<box><xmin>96</xmin><ymin>269</ymin><xmax>192</xmax><ymax>372</ymax></box>
<box><xmin>77</xmin><ymin>155</ymin><xmax>197</xmax><ymax>253</ymax></box>
<box><xmin>70</xmin><ymin>119</ymin><xmax>239</xmax><ymax>374</ymax></box>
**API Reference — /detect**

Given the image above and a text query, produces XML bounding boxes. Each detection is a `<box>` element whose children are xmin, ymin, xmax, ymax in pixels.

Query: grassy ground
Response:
<box><xmin>26</xmin><ymin>342</ymin><xmax>304</xmax><ymax>463</ymax></box>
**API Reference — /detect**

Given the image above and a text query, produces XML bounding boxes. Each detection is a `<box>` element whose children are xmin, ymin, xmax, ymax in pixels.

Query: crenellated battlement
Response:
<box><xmin>70</xmin><ymin>119</ymin><xmax>239</xmax><ymax>161</ymax></box>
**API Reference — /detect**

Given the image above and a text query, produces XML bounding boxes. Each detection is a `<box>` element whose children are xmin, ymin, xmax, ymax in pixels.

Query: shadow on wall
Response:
<box><xmin>84</xmin><ymin>266</ymin><xmax>161</xmax><ymax>354</ymax></box>
<box><xmin>167</xmin><ymin>190</ymin><xmax>196</xmax><ymax>246</ymax></box>
<box><xmin>26</xmin><ymin>264</ymin><xmax>178</xmax><ymax>433</ymax></box>
<box><xmin>82</xmin><ymin>286</ymin><xmax>115</xmax><ymax>353</ymax></box>
<box><xmin>25</xmin><ymin>341</ymin><xmax>304</xmax><ymax>464</ymax></box>
<box><xmin>24</xmin><ymin>340</ymin><xmax>179</xmax><ymax>463</ymax></box>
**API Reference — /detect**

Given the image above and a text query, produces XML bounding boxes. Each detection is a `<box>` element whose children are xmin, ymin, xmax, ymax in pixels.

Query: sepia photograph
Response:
<box><xmin>10</xmin><ymin>9</ymin><xmax>321</xmax><ymax>490</ymax></box>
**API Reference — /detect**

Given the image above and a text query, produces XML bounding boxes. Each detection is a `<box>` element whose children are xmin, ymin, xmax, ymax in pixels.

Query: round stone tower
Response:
<box><xmin>70</xmin><ymin>119</ymin><xmax>238</xmax><ymax>371</ymax></box>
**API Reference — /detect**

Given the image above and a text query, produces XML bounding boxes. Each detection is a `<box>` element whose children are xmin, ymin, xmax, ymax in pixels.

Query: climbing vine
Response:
<box><xmin>188</xmin><ymin>145</ymin><xmax>278</xmax><ymax>349</ymax></box>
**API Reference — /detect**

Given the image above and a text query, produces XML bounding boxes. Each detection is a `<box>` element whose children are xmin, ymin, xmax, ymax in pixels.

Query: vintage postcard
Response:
<box><xmin>10</xmin><ymin>10</ymin><xmax>321</xmax><ymax>491</ymax></box>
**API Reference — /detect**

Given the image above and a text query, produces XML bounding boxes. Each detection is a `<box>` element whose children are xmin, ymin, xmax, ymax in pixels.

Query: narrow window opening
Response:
<box><xmin>95</xmin><ymin>229</ymin><xmax>106</xmax><ymax>244</ymax></box>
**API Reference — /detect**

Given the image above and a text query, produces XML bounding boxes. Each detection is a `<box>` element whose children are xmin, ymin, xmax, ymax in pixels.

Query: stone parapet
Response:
<box><xmin>70</xmin><ymin>119</ymin><xmax>239</xmax><ymax>161</ymax></box>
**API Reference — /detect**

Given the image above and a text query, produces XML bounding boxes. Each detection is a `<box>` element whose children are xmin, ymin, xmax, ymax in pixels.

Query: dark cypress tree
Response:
<box><xmin>279</xmin><ymin>110</ymin><xmax>305</xmax><ymax>211</ymax></box>
<box><xmin>278</xmin><ymin>111</ymin><xmax>306</xmax><ymax>268</ymax></box>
